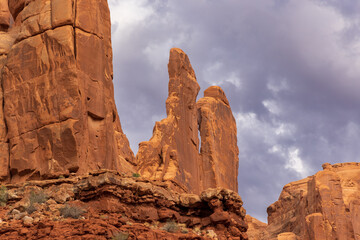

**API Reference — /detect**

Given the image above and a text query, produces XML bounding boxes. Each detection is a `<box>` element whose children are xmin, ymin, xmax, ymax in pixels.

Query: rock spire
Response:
<box><xmin>137</xmin><ymin>48</ymin><xmax>240</xmax><ymax>194</ymax></box>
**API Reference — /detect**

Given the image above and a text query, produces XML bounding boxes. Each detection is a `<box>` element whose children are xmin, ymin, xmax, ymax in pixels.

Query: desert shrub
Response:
<box><xmin>162</xmin><ymin>220</ymin><xmax>179</xmax><ymax>233</ymax></box>
<box><xmin>132</xmin><ymin>173</ymin><xmax>140</xmax><ymax>178</ymax></box>
<box><xmin>29</xmin><ymin>190</ymin><xmax>48</xmax><ymax>204</ymax></box>
<box><xmin>112</xmin><ymin>232</ymin><xmax>129</xmax><ymax>240</ymax></box>
<box><xmin>25</xmin><ymin>190</ymin><xmax>48</xmax><ymax>213</ymax></box>
<box><xmin>0</xmin><ymin>185</ymin><xmax>8</xmax><ymax>207</ymax></box>
<box><xmin>60</xmin><ymin>204</ymin><xmax>86</xmax><ymax>219</ymax></box>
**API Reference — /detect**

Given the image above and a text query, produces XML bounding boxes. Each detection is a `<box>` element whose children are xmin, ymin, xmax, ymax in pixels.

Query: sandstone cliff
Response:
<box><xmin>137</xmin><ymin>48</ymin><xmax>240</xmax><ymax>194</ymax></box>
<box><xmin>0</xmin><ymin>0</ymin><xmax>135</xmax><ymax>182</ymax></box>
<box><xmin>266</xmin><ymin>162</ymin><xmax>360</xmax><ymax>240</ymax></box>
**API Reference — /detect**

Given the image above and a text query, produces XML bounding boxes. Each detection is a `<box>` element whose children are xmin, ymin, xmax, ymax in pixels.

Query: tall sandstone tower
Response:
<box><xmin>0</xmin><ymin>0</ymin><xmax>135</xmax><ymax>182</ymax></box>
<box><xmin>137</xmin><ymin>48</ymin><xmax>239</xmax><ymax>194</ymax></box>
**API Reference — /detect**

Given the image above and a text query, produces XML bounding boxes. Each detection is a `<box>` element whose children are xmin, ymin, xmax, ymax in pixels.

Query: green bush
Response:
<box><xmin>132</xmin><ymin>173</ymin><xmax>140</xmax><ymax>178</ymax></box>
<box><xmin>162</xmin><ymin>220</ymin><xmax>179</xmax><ymax>233</ymax></box>
<box><xmin>112</xmin><ymin>232</ymin><xmax>129</xmax><ymax>240</ymax></box>
<box><xmin>0</xmin><ymin>185</ymin><xmax>8</xmax><ymax>207</ymax></box>
<box><xmin>60</xmin><ymin>204</ymin><xmax>86</xmax><ymax>219</ymax></box>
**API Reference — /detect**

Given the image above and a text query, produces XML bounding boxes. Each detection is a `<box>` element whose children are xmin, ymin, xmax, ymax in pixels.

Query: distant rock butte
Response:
<box><xmin>137</xmin><ymin>48</ymin><xmax>240</xmax><ymax>194</ymax></box>
<box><xmin>0</xmin><ymin>0</ymin><xmax>135</xmax><ymax>182</ymax></box>
<box><xmin>247</xmin><ymin>162</ymin><xmax>360</xmax><ymax>240</ymax></box>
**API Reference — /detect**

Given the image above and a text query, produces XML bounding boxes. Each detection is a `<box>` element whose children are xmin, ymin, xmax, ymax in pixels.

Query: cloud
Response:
<box><xmin>108</xmin><ymin>0</ymin><xmax>360</xmax><ymax>222</ymax></box>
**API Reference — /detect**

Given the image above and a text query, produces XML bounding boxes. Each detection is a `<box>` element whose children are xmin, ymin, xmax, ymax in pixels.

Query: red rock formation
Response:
<box><xmin>266</xmin><ymin>162</ymin><xmax>360</xmax><ymax>240</ymax></box>
<box><xmin>0</xmin><ymin>0</ymin><xmax>10</xmax><ymax>31</ymax></box>
<box><xmin>0</xmin><ymin>170</ymin><xmax>248</xmax><ymax>239</ymax></box>
<box><xmin>0</xmin><ymin>0</ymin><xmax>135</xmax><ymax>182</ymax></box>
<box><xmin>137</xmin><ymin>48</ymin><xmax>202</xmax><ymax>193</ymax></box>
<box><xmin>245</xmin><ymin>215</ymin><xmax>268</xmax><ymax>240</ymax></box>
<box><xmin>197</xmin><ymin>86</ymin><xmax>239</xmax><ymax>192</ymax></box>
<box><xmin>0</xmin><ymin>0</ymin><xmax>13</xmax><ymax>180</ymax></box>
<box><xmin>137</xmin><ymin>49</ymin><xmax>240</xmax><ymax>194</ymax></box>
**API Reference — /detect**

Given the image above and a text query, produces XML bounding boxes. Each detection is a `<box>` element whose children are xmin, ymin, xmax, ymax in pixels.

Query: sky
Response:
<box><xmin>108</xmin><ymin>0</ymin><xmax>360</xmax><ymax>222</ymax></box>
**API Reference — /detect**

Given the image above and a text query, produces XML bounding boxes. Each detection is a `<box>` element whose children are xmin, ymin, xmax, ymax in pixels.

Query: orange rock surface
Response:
<box><xmin>0</xmin><ymin>0</ymin><xmax>135</xmax><ymax>182</ymax></box>
<box><xmin>197</xmin><ymin>86</ymin><xmax>239</xmax><ymax>192</ymax></box>
<box><xmin>137</xmin><ymin>48</ymin><xmax>201</xmax><ymax>193</ymax></box>
<box><xmin>0</xmin><ymin>171</ymin><xmax>248</xmax><ymax>239</ymax></box>
<box><xmin>245</xmin><ymin>215</ymin><xmax>268</xmax><ymax>240</ymax></box>
<box><xmin>0</xmin><ymin>0</ymin><xmax>10</xmax><ymax>31</ymax></box>
<box><xmin>137</xmin><ymin>49</ymin><xmax>240</xmax><ymax>194</ymax></box>
<box><xmin>266</xmin><ymin>162</ymin><xmax>360</xmax><ymax>240</ymax></box>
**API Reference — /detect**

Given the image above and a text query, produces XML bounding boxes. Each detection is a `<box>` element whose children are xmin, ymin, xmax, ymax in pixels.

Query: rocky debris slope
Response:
<box><xmin>265</xmin><ymin>162</ymin><xmax>360</xmax><ymax>240</ymax></box>
<box><xmin>137</xmin><ymin>48</ymin><xmax>239</xmax><ymax>194</ymax></box>
<box><xmin>0</xmin><ymin>170</ymin><xmax>248</xmax><ymax>239</ymax></box>
<box><xmin>0</xmin><ymin>0</ymin><xmax>135</xmax><ymax>182</ymax></box>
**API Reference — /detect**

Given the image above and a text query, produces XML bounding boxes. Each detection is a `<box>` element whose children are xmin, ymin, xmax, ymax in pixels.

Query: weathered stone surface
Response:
<box><xmin>197</xmin><ymin>86</ymin><xmax>239</xmax><ymax>192</ymax></box>
<box><xmin>137</xmin><ymin>49</ymin><xmax>240</xmax><ymax>194</ymax></box>
<box><xmin>245</xmin><ymin>215</ymin><xmax>268</xmax><ymax>240</ymax></box>
<box><xmin>0</xmin><ymin>170</ymin><xmax>248</xmax><ymax>239</ymax></box>
<box><xmin>266</xmin><ymin>162</ymin><xmax>360</xmax><ymax>240</ymax></box>
<box><xmin>137</xmin><ymin>48</ymin><xmax>202</xmax><ymax>193</ymax></box>
<box><xmin>0</xmin><ymin>0</ymin><xmax>135</xmax><ymax>182</ymax></box>
<box><xmin>0</xmin><ymin>0</ymin><xmax>10</xmax><ymax>31</ymax></box>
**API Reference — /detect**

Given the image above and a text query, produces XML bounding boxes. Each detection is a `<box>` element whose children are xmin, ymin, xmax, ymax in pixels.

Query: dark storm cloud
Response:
<box><xmin>109</xmin><ymin>0</ymin><xmax>360</xmax><ymax>222</ymax></box>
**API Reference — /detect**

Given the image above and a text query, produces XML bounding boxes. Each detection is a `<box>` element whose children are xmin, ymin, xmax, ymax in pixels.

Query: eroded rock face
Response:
<box><xmin>137</xmin><ymin>49</ymin><xmax>240</xmax><ymax>194</ymax></box>
<box><xmin>197</xmin><ymin>86</ymin><xmax>239</xmax><ymax>192</ymax></box>
<box><xmin>0</xmin><ymin>0</ymin><xmax>10</xmax><ymax>31</ymax></box>
<box><xmin>0</xmin><ymin>0</ymin><xmax>135</xmax><ymax>182</ymax></box>
<box><xmin>245</xmin><ymin>215</ymin><xmax>268</xmax><ymax>240</ymax></box>
<box><xmin>137</xmin><ymin>48</ymin><xmax>201</xmax><ymax>193</ymax></box>
<box><xmin>267</xmin><ymin>162</ymin><xmax>360</xmax><ymax>240</ymax></box>
<box><xmin>0</xmin><ymin>170</ymin><xmax>248</xmax><ymax>239</ymax></box>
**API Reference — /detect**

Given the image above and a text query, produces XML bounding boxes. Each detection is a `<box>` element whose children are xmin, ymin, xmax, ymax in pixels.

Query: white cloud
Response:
<box><xmin>203</xmin><ymin>62</ymin><xmax>242</xmax><ymax>88</ymax></box>
<box><xmin>262</xmin><ymin>99</ymin><xmax>282</xmax><ymax>115</ymax></box>
<box><xmin>285</xmin><ymin>148</ymin><xmax>309</xmax><ymax>178</ymax></box>
<box><xmin>267</xmin><ymin>77</ymin><xmax>289</xmax><ymax>93</ymax></box>
<box><xmin>109</xmin><ymin>0</ymin><xmax>155</xmax><ymax>39</ymax></box>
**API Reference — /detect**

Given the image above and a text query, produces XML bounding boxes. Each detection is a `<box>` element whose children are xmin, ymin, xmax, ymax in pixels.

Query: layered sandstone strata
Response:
<box><xmin>266</xmin><ymin>162</ymin><xmax>360</xmax><ymax>240</ymax></box>
<box><xmin>0</xmin><ymin>170</ymin><xmax>248</xmax><ymax>239</ymax></box>
<box><xmin>137</xmin><ymin>48</ymin><xmax>240</xmax><ymax>194</ymax></box>
<box><xmin>0</xmin><ymin>0</ymin><xmax>135</xmax><ymax>182</ymax></box>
